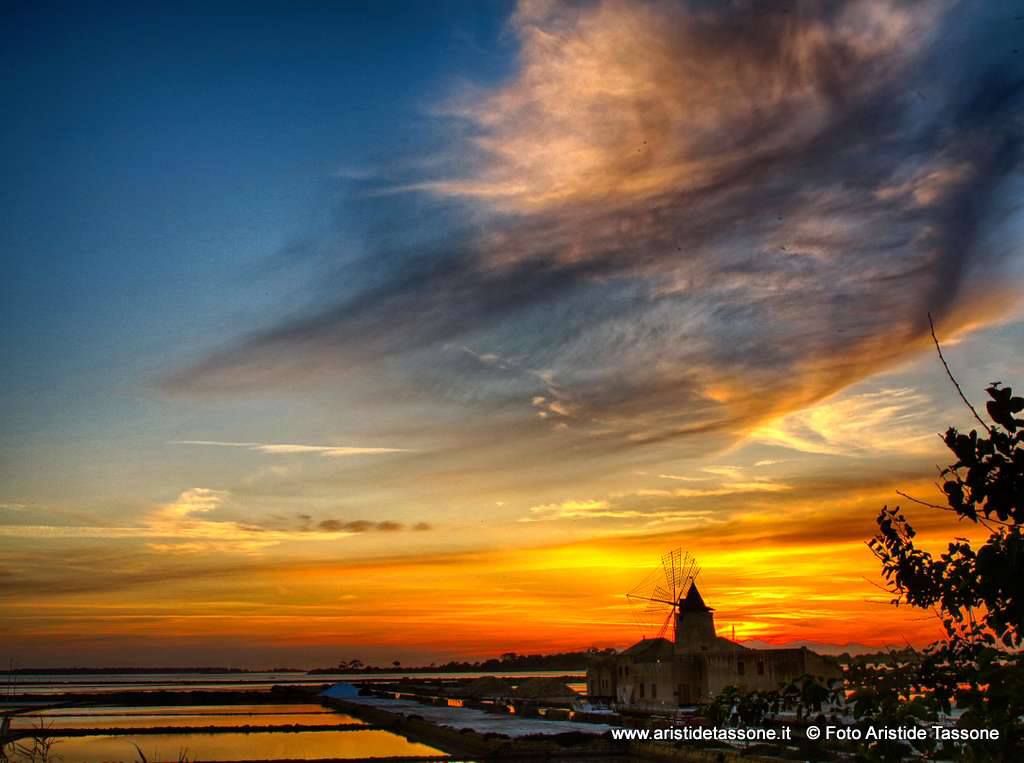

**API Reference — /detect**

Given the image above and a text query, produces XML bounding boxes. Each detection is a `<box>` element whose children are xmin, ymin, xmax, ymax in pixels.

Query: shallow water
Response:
<box><xmin>10</xmin><ymin>704</ymin><xmax>363</xmax><ymax>730</ymax></box>
<box><xmin>3</xmin><ymin>670</ymin><xmax>584</xmax><ymax>696</ymax></box>
<box><xmin>8</xmin><ymin>730</ymin><xmax>445</xmax><ymax>762</ymax></box>
<box><xmin>21</xmin><ymin>704</ymin><xmax>332</xmax><ymax>716</ymax></box>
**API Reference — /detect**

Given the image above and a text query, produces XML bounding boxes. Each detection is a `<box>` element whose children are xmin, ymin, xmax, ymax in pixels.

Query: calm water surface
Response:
<box><xmin>11</xmin><ymin>730</ymin><xmax>445</xmax><ymax>762</ymax></box>
<box><xmin>3</xmin><ymin>670</ymin><xmax>584</xmax><ymax>696</ymax></box>
<box><xmin>10</xmin><ymin>704</ymin><xmax>363</xmax><ymax>730</ymax></box>
<box><xmin>0</xmin><ymin>673</ymin><xmax>585</xmax><ymax>760</ymax></box>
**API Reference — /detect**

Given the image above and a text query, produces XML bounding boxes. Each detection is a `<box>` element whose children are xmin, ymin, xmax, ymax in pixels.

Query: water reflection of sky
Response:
<box><xmin>6</xmin><ymin>670</ymin><xmax>585</xmax><ymax>695</ymax></box>
<box><xmin>19</xmin><ymin>730</ymin><xmax>445</xmax><ymax>763</ymax></box>
<box><xmin>11</xmin><ymin>704</ymin><xmax>363</xmax><ymax>730</ymax></box>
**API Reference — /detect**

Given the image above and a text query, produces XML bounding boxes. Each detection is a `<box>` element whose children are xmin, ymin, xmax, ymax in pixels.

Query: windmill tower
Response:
<box><xmin>626</xmin><ymin>548</ymin><xmax>718</xmax><ymax>651</ymax></box>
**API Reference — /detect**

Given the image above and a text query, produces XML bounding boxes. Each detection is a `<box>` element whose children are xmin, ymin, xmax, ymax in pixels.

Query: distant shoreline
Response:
<box><xmin>4</xmin><ymin>644</ymin><xmax>903</xmax><ymax>676</ymax></box>
<box><xmin>3</xmin><ymin>667</ymin><xmax>306</xmax><ymax>675</ymax></box>
<box><xmin>2</xmin><ymin>667</ymin><xmax>588</xmax><ymax>677</ymax></box>
<box><xmin>5</xmin><ymin>651</ymin><xmax>603</xmax><ymax>676</ymax></box>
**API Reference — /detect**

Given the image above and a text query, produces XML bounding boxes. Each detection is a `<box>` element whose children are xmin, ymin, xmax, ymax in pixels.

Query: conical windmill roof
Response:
<box><xmin>680</xmin><ymin>582</ymin><xmax>712</xmax><ymax>612</ymax></box>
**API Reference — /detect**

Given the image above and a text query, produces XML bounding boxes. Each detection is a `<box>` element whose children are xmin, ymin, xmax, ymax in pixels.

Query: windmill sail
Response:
<box><xmin>626</xmin><ymin>548</ymin><xmax>701</xmax><ymax>641</ymax></box>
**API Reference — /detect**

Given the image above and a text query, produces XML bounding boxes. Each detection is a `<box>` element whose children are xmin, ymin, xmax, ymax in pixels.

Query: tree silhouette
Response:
<box><xmin>871</xmin><ymin>380</ymin><xmax>1022</xmax><ymax>647</ymax></box>
<box><xmin>868</xmin><ymin>341</ymin><xmax>1023</xmax><ymax>759</ymax></box>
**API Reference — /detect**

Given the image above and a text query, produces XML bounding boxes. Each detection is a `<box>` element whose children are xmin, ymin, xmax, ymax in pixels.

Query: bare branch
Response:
<box><xmin>896</xmin><ymin>490</ymin><xmax>1014</xmax><ymax>528</ymax></box>
<box><xmin>928</xmin><ymin>313</ymin><xmax>990</xmax><ymax>432</ymax></box>
<box><xmin>896</xmin><ymin>490</ymin><xmax>948</xmax><ymax>512</ymax></box>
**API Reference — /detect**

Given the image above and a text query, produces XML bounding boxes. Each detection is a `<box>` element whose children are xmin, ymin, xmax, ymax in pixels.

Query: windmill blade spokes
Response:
<box><xmin>628</xmin><ymin>564</ymin><xmax>663</xmax><ymax>597</ymax></box>
<box><xmin>655</xmin><ymin>608</ymin><xmax>674</xmax><ymax>640</ymax></box>
<box><xmin>629</xmin><ymin>599</ymin><xmax>652</xmax><ymax>639</ymax></box>
<box><xmin>626</xmin><ymin>592</ymin><xmax>678</xmax><ymax>607</ymax></box>
<box><xmin>626</xmin><ymin>547</ymin><xmax>704</xmax><ymax>642</ymax></box>
<box><xmin>661</xmin><ymin>548</ymin><xmax>683</xmax><ymax>599</ymax></box>
<box><xmin>671</xmin><ymin>553</ymin><xmax>701</xmax><ymax>597</ymax></box>
<box><xmin>644</xmin><ymin>601</ymin><xmax>665</xmax><ymax>616</ymax></box>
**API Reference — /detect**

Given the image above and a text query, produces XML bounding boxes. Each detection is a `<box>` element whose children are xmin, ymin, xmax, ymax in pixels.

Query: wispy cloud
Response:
<box><xmin>310</xmin><ymin>518</ymin><xmax>432</xmax><ymax>533</ymax></box>
<box><xmin>522</xmin><ymin>499</ymin><xmax>609</xmax><ymax>521</ymax></box>
<box><xmin>521</xmin><ymin>498</ymin><xmax>716</xmax><ymax>525</ymax></box>
<box><xmin>428</xmin><ymin>0</ymin><xmax>941</xmax><ymax>212</ymax></box>
<box><xmin>161</xmin><ymin>0</ymin><xmax>1023</xmax><ymax>468</ymax></box>
<box><xmin>0</xmin><ymin>488</ymin><xmax>430</xmax><ymax>554</ymax></box>
<box><xmin>750</xmin><ymin>387</ymin><xmax>939</xmax><ymax>456</ymax></box>
<box><xmin>620</xmin><ymin>481</ymin><xmax>792</xmax><ymax>500</ymax></box>
<box><xmin>700</xmin><ymin>466</ymin><xmax>746</xmax><ymax>479</ymax></box>
<box><xmin>172</xmin><ymin>440</ymin><xmax>411</xmax><ymax>457</ymax></box>
<box><xmin>665</xmin><ymin>481</ymin><xmax>792</xmax><ymax>499</ymax></box>
<box><xmin>520</xmin><ymin>475</ymin><xmax>791</xmax><ymax>523</ymax></box>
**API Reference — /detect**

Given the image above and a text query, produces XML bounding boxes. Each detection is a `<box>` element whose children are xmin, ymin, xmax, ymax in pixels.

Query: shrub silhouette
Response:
<box><xmin>868</xmin><ymin>333</ymin><xmax>1023</xmax><ymax>760</ymax></box>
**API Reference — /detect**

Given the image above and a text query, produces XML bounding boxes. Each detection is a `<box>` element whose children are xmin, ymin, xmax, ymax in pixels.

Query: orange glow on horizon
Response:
<box><xmin>3</xmin><ymin>492</ymin><xmax>976</xmax><ymax>666</ymax></box>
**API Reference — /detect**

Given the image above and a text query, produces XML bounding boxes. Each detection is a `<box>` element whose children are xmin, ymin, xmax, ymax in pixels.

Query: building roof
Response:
<box><xmin>620</xmin><ymin>637</ymin><xmax>674</xmax><ymax>661</ymax></box>
<box><xmin>680</xmin><ymin>582</ymin><xmax>712</xmax><ymax>612</ymax></box>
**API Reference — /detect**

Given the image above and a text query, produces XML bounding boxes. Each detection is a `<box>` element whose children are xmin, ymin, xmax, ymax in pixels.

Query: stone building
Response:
<box><xmin>586</xmin><ymin>584</ymin><xmax>841</xmax><ymax>708</ymax></box>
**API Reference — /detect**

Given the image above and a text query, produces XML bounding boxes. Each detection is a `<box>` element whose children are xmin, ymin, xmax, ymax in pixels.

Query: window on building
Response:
<box><xmin>651</xmin><ymin>683</ymin><xmax>657</xmax><ymax>699</ymax></box>
<box><xmin>757</xmin><ymin>661</ymin><xmax>765</xmax><ymax>676</ymax></box>
<box><xmin>737</xmin><ymin>660</ymin><xmax>745</xmax><ymax>676</ymax></box>
<box><xmin>639</xmin><ymin>682</ymin><xmax>645</xmax><ymax>698</ymax></box>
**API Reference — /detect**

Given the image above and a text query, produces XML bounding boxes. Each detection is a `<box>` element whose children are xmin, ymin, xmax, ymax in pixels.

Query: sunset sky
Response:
<box><xmin>2</xmin><ymin>0</ymin><xmax>1023</xmax><ymax>668</ymax></box>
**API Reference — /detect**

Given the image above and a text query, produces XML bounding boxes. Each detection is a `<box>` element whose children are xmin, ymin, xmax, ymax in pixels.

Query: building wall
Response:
<box><xmin>611</xmin><ymin>656</ymin><xmax>678</xmax><ymax>709</ymax></box>
<box><xmin>587</xmin><ymin>646</ymin><xmax>842</xmax><ymax>706</ymax></box>
<box><xmin>586</xmin><ymin>658</ymin><xmax>617</xmax><ymax>700</ymax></box>
<box><xmin>675</xmin><ymin>610</ymin><xmax>717</xmax><ymax>650</ymax></box>
<box><xmin>703</xmin><ymin>650</ymin><xmax>774</xmax><ymax>696</ymax></box>
<box><xmin>800</xmin><ymin>649</ymin><xmax>844</xmax><ymax>683</ymax></box>
<box><xmin>700</xmin><ymin>647</ymin><xmax>841</xmax><ymax>697</ymax></box>
<box><xmin>672</xmin><ymin>654</ymin><xmax>709</xmax><ymax>704</ymax></box>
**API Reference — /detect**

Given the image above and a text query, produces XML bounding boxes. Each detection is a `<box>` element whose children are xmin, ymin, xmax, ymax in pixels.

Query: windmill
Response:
<box><xmin>626</xmin><ymin>548</ymin><xmax>701</xmax><ymax>640</ymax></box>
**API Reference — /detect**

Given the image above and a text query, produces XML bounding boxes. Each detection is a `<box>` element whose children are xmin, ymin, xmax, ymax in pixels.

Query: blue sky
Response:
<box><xmin>2</xmin><ymin>1</ymin><xmax>513</xmax><ymax>499</ymax></box>
<box><xmin>1</xmin><ymin>0</ymin><xmax>1023</xmax><ymax>666</ymax></box>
